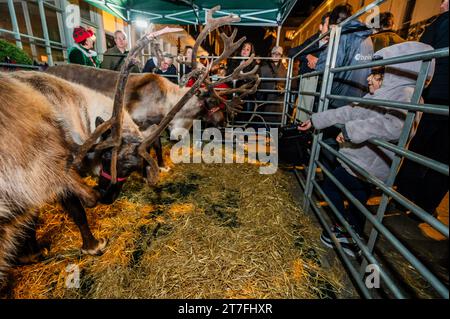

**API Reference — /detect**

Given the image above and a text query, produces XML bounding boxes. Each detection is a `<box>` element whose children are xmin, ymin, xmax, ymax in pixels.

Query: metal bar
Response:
<box><xmin>318</xmin><ymin>141</ymin><xmax>449</xmax><ymax>238</ymax></box>
<box><xmin>299</xmin><ymin>91</ymin><xmax>321</xmax><ymax>97</ymax></box>
<box><xmin>303</xmin><ymin>26</ymin><xmax>342</xmax><ymax>212</ymax></box>
<box><xmin>289</xmin><ymin>30</ymin><xmax>331</xmax><ymax>60</ymax></box>
<box><xmin>296</xmin><ymin>107</ymin><xmax>314</xmax><ymax>115</ymax></box>
<box><xmin>327</xmin><ymin>95</ymin><xmax>449</xmax><ymax>116</ymax></box>
<box><xmin>7</xmin><ymin>0</ymin><xmax>22</xmax><ymax>49</ymax></box>
<box><xmin>362</xmin><ymin>60</ymin><xmax>434</xmax><ymax>275</ymax></box>
<box><xmin>127</xmin><ymin>10</ymin><xmax>132</xmax><ymax>51</ymax></box>
<box><xmin>0</xmin><ymin>63</ymin><xmax>40</xmax><ymax>69</ymax></box>
<box><xmin>239</xmin><ymin>111</ymin><xmax>284</xmax><ymax>115</ymax></box>
<box><xmin>302</xmin><ymin>71</ymin><xmax>324</xmax><ymax>78</ymax></box>
<box><xmin>38</xmin><ymin>0</ymin><xmax>53</xmax><ymax>66</ymax></box>
<box><xmin>311</xmin><ymin>178</ymin><xmax>406</xmax><ymax>299</ymax></box>
<box><xmin>313</xmin><ymin>157</ymin><xmax>448</xmax><ymax>299</ymax></box>
<box><xmin>0</xmin><ymin>28</ymin><xmax>65</xmax><ymax>47</ymax></box>
<box><xmin>306</xmin><ymin>195</ymin><xmax>373</xmax><ymax>299</ymax></box>
<box><xmin>281</xmin><ymin>0</ymin><xmax>298</xmax><ymax>25</ymax></box>
<box><xmin>370</xmin><ymin>138</ymin><xmax>449</xmax><ymax>176</ymax></box>
<box><xmin>339</xmin><ymin>0</ymin><xmax>386</xmax><ymax>27</ymax></box>
<box><xmin>21</xmin><ymin>1</ymin><xmax>37</xmax><ymax>60</ymax></box>
<box><xmin>282</xmin><ymin>57</ymin><xmax>294</xmax><ymax>125</ymax></box>
<box><xmin>331</xmin><ymin>48</ymin><xmax>449</xmax><ymax>73</ymax></box>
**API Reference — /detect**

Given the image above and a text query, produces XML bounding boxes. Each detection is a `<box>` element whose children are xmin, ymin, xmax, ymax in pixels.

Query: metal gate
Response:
<box><xmin>286</xmin><ymin>0</ymin><xmax>449</xmax><ymax>298</ymax></box>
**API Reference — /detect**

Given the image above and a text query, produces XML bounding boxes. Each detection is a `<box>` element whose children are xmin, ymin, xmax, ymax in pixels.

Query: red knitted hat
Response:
<box><xmin>73</xmin><ymin>26</ymin><xmax>94</xmax><ymax>44</ymax></box>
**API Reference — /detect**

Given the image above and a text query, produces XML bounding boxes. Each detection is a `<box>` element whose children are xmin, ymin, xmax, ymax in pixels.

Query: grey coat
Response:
<box><xmin>312</xmin><ymin>42</ymin><xmax>435</xmax><ymax>182</ymax></box>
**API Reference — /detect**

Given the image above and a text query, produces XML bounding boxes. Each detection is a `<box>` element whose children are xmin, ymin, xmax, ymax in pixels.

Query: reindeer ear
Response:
<box><xmin>95</xmin><ymin>116</ymin><xmax>112</xmax><ymax>141</ymax></box>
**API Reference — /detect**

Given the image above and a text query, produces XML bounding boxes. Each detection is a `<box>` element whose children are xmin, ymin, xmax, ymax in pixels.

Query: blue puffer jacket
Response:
<box><xmin>316</xmin><ymin>20</ymin><xmax>374</xmax><ymax>109</ymax></box>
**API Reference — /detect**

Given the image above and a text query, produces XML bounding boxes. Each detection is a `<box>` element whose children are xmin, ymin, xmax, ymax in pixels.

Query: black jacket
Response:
<box><xmin>143</xmin><ymin>58</ymin><xmax>158</xmax><ymax>73</ymax></box>
<box><xmin>288</xmin><ymin>32</ymin><xmax>326</xmax><ymax>75</ymax></box>
<box><xmin>420</xmin><ymin>11</ymin><xmax>449</xmax><ymax>105</ymax></box>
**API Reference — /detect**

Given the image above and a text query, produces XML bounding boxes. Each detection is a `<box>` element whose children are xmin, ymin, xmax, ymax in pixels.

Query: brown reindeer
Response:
<box><xmin>0</xmin><ymin>27</ymin><xmax>182</xmax><ymax>290</ymax></box>
<box><xmin>47</xmin><ymin>12</ymin><xmax>260</xmax><ymax>170</ymax></box>
<box><xmin>0</xmin><ymin>7</ymin><xmax>259</xmax><ymax>291</ymax></box>
<box><xmin>0</xmin><ymin>74</ymin><xmax>101</xmax><ymax>289</ymax></box>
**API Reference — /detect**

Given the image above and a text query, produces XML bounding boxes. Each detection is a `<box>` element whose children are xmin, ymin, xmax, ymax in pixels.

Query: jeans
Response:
<box><xmin>322</xmin><ymin>165</ymin><xmax>372</xmax><ymax>236</ymax></box>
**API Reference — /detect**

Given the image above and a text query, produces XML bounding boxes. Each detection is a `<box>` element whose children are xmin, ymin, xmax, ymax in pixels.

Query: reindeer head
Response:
<box><xmin>176</xmin><ymin>7</ymin><xmax>261</xmax><ymax>128</ymax></box>
<box><xmin>72</xmin><ymin>7</ymin><xmax>260</xmax><ymax>191</ymax></box>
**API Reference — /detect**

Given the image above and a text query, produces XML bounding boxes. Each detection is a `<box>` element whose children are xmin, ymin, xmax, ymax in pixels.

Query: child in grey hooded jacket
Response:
<box><xmin>299</xmin><ymin>42</ymin><xmax>435</xmax><ymax>256</ymax></box>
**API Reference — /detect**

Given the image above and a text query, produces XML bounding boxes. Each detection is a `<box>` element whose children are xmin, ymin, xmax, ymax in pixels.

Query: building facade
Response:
<box><xmin>0</xmin><ymin>0</ymin><xmax>198</xmax><ymax>66</ymax></box>
<box><xmin>284</xmin><ymin>0</ymin><xmax>443</xmax><ymax>49</ymax></box>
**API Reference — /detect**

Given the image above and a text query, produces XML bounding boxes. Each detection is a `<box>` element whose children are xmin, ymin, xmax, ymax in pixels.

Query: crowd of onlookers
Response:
<box><xmin>66</xmin><ymin>1</ymin><xmax>448</xmax><ymax>256</ymax></box>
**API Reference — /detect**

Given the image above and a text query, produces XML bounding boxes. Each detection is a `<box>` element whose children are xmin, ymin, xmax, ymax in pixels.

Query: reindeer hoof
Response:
<box><xmin>16</xmin><ymin>251</ymin><xmax>43</xmax><ymax>265</ymax></box>
<box><xmin>146</xmin><ymin>166</ymin><xmax>160</xmax><ymax>186</ymax></box>
<box><xmin>81</xmin><ymin>238</ymin><xmax>108</xmax><ymax>256</ymax></box>
<box><xmin>159</xmin><ymin>166</ymin><xmax>171</xmax><ymax>173</ymax></box>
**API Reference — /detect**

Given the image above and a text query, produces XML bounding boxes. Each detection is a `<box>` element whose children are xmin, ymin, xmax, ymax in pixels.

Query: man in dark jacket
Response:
<box><xmin>148</xmin><ymin>53</ymin><xmax>178</xmax><ymax>84</ymax></box>
<box><xmin>313</xmin><ymin>4</ymin><xmax>374</xmax><ymax>170</ymax></box>
<box><xmin>101</xmin><ymin>30</ymin><xmax>140</xmax><ymax>73</ymax></box>
<box><xmin>288</xmin><ymin>13</ymin><xmax>330</xmax><ymax>75</ymax></box>
<box><xmin>395</xmin><ymin>1</ymin><xmax>449</xmax><ymax>221</ymax></box>
<box><xmin>315</xmin><ymin>4</ymin><xmax>374</xmax><ymax>110</ymax></box>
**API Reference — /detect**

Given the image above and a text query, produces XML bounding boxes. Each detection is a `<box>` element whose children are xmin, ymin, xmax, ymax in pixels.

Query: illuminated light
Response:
<box><xmin>135</xmin><ymin>19</ymin><xmax>149</xmax><ymax>29</ymax></box>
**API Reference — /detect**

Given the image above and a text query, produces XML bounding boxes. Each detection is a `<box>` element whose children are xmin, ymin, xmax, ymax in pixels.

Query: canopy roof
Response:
<box><xmin>85</xmin><ymin>0</ymin><xmax>298</xmax><ymax>26</ymax></box>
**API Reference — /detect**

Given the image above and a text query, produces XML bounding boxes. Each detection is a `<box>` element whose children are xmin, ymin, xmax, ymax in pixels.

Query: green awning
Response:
<box><xmin>84</xmin><ymin>0</ymin><xmax>298</xmax><ymax>26</ymax></box>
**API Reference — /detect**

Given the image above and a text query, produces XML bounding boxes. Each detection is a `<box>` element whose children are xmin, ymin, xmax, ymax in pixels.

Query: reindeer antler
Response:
<box><xmin>138</xmin><ymin>7</ymin><xmax>246</xmax><ymax>178</ymax></box>
<box><xmin>72</xmin><ymin>26</ymin><xmax>182</xmax><ymax>183</ymax></box>
<box><xmin>205</xmin><ymin>54</ymin><xmax>261</xmax><ymax>118</ymax></box>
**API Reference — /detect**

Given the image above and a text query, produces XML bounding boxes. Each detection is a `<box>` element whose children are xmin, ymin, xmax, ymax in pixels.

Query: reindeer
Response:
<box><xmin>46</xmin><ymin>12</ymin><xmax>260</xmax><ymax>169</ymax></box>
<box><xmin>0</xmin><ymin>73</ymin><xmax>102</xmax><ymax>289</ymax></box>
<box><xmin>0</xmin><ymin>27</ymin><xmax>182</xmax><ymax>290</ymax></box>
<box><xmin>0</xmin><ymin>6</ymin><xmax>259</xmax><ymax>290</ymax></box>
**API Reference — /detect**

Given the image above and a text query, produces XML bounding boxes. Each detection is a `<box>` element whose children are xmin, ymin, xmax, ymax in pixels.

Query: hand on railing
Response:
<box><xmin>298</xmin><ymin>120</ymin><xmax>313</xmax><ymax>131</ymax></box>
<box><xmin>336</xmin><ymin>132</ymin><xmax>346</xmax><ymax>144</ymax></box>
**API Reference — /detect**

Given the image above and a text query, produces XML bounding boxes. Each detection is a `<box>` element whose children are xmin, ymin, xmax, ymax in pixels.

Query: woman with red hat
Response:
<box><xmin>68</xmin><ymin>26</ymin><xmax>99</xmax><ymax>67</ymax></box>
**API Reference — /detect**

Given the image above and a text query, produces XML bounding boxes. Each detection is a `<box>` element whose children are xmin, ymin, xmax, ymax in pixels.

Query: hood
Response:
<box><xmin>374</xmin><ymin>41</ymin><xmax>435</xmax><ymax>90</ymax></box>
<box><xmin>341</xmin><ymin>20</ymin><xmax>374</xmax><ymax>38</ymax></box>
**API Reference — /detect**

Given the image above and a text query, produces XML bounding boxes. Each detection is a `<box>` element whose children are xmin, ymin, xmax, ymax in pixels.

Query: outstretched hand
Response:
<box><xmin>298</xmin><ymin>120</ymin><xmax>313</xmax><ymax>131</ymax></box>
<box><xmin>336</xmin><ymin>132</ymin><xmax>346</xmax><ymax>144</ymax></box>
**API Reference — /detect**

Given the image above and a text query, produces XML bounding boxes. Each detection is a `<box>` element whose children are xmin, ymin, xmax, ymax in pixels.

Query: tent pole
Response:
<box><xmin>276</xmin><ymin>25</ymin><xmax>282</xmax><ymax>46</ymax></box>
<box><xmin>127</xmin><ymin>10</ymin><xmax>132</xmax><ymax>50</ymax></box>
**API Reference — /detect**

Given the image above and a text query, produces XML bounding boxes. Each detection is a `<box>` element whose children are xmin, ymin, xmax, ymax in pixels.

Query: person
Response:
<box><xmin>288</xmin><ymin>13</ymin><xmax>330</xmax><ymax>75</ymax></box>
<box><xmin>395</xmin><ymin>0</ymin><xmax>449</xmax><ymax>221</ymax></box>
<box><xmin>153</xmin><ymin>53</ymin><xmax>178</xmax><ymax>84</ymax></box>
<box><xmin>68</xmin><ymin>26</ymin><xmax>99</xmax><ymax>67</ymax></box>
<box><xmin>227</xmin><ymin>42</ymin><xmax>258</xmax><ymax>124</ymax></box>
<box><xmin>313</xmin><ymin>4</ymin><xmax>375</xmax><ymax>171</ymax></box>
<box><xmin>142</xmin><ymin>55</ymin><xmax>159</xmax><ymax>73</ymax></box>
<box><xmin>101</xmin><ymin>30</ymin><xmax>140</xmax><ymax>73</ymax></box>
<box><xmin>257</xmin><ymin>46</ymin><xmax>287</xmax><ymax>125</ymax></box>
<box><xmin>315</xmin><ymin>4</ymin><xmax>374</xmax><ymax>109</ymax></box>
<box><xmin>227</xmin><ymin>41</ymin><xmax>257</xmax><ymax>75</ymax></box>
<box><xmin>299</xmin><ymin>42</ymin><xmax>435</xmax><ymax>257</ymax></box>
<box><xmin>179</xmin><ymin>46</ymin><xmax>193</xmax><ymax>79</ymax></box>
<box><xmin>288</xmin><ymin>13</ymin><xmax>330</xmax><ymax>122</ymax></box>
<box><xmin>371</xmin><ymin>12</ymin><xmax>405</xmax><ymax>52</ymax></box>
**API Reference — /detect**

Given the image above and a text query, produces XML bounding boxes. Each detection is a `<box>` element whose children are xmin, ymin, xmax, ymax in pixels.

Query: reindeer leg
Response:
<box><xmin>15</xmin><ymin>214</ymin><xmax>43</xmax><ymax>265</ymax></box>
<box><xmin>0</xmin><ymin>208</ymin><xmax>36</xmax><ymax>292</ymax></box>
<box><xmin>60</xmin><ymin>193</ymin><xmax>107</xmax><ymax>256</ymax></box>
<box><xmin>67</xmin><ymin>171</ymin><xmax>100</xmax><ymax>208</ymax></box>
<box><xmin>153</xmin><ymin>137</ymin><xmax>170</xmax><ymax>173</ymax></box>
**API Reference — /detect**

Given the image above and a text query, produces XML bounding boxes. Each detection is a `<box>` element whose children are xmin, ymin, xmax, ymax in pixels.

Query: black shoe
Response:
<box><xmin>320</xmin><ymin>226</ymin><xmax>361</xmax><ymax>258</ymax></box>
